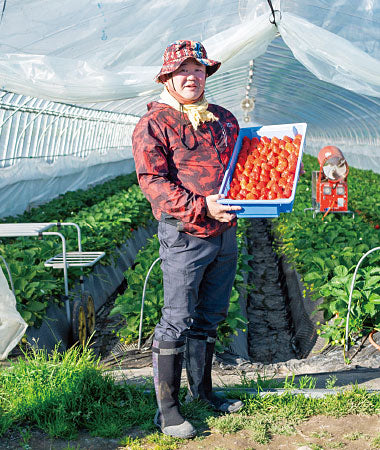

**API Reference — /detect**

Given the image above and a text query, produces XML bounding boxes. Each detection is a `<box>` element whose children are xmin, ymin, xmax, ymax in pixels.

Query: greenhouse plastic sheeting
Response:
<box><xmin>0</xmin><ymin>152</ymin><xmax>135</xmax><ymax>218</ymax></box>
<box><xmin>0</xmin><ymin>1</ymin><xmax>379</xmax><ymax>102</ymax></box>
<box><xmin>0</xmin><ymin>0</ymin><xmax>379</xmax><ymax>180</ymax></box>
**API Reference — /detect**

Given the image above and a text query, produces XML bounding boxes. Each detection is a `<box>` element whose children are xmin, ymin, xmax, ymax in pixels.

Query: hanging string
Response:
<box><xmin>0</xmin><ymin>0</ymin><xmax>6</xmax><ymax>25</ymax></box>
<box><xmin>266</xmin><ymin>0</ymin><xmax>281</xmax><ymax>26</ymax></box>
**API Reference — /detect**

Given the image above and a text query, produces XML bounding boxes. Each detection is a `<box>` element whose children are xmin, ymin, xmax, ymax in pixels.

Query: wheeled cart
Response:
<box><xmin>0</xmin><ymin>222</ymin><xmax>105</xmax><ymax>346</ymax></box>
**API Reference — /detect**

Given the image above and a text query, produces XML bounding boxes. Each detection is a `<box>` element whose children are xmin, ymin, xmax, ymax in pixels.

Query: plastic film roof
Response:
<box><xmin>0</xmin><ymin>0</ymin><xmax>380</xmax><ymax>171</ymax></box>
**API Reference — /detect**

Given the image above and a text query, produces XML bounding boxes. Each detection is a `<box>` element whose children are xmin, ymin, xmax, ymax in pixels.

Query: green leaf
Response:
<box><xmin>20</xmin><ymin>310</ymin><xmax>32</xmax><ymax>322</ymax></box>
<box><xmin>368</xmin><ymin>267</ymin><xmax>380</xmax><ymax>276</ymax></box>
<box><xmin>333</xmin><ymin>265</ymin><xmax>349</xmax><ymax>277</ymax></box>
<box><xmin>26</xmin><ymin>301</ymin><xmax>47</xmax><ymax>312</ymax></box>
<box><xmin>311</xmin><ymin>257</ymin><xmax>326</xmax><ymax>270</ymax></box>
<box><xmin>369</xmin><ymin>292</ymin><xmax>380</xmax><ymax>304</ymax></box>
<box><xmin>363</xmin><ymin>302</ymin><xmax>376</xmax><ymax>315</ymax></box>
<box><xmin>303</xmin><ymin>271</ymin><xmax>323</xmax><ymax>282</ymax></box>
<box><xmin>240</xmin><ymin>263</ymin><xmax>253</xmax><ymax>273</ymax></box>
<box><xmin>363</xmin><ymin>275</ymin><xmax>380</xmax><ymax>289</ymax></box>
<box><xmin>330</xmin><ymin>275</ymin><xmax>350</xmax><ymax>286</ymax></box>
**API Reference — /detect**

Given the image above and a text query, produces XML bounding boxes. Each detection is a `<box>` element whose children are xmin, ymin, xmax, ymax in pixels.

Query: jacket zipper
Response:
<box><xmin>206</xmin><ymin>124</ymin><xmax>226</xmax><ymax>175</ymax></box>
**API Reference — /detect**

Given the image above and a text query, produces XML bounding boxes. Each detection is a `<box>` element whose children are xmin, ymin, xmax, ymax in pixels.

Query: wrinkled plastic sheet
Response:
<box><xmin>0</xmin><ymin>1</ymin><xmax>378</xmax><ymax>178</ymax></box>
<box><xmin>306</xmin><ymin>140</ymin><xmax>380</xmax><ymax>174</ymax></box>
<box><xmin>226</xmin><ymin>239</ymin><xmax>249</xmax><ymax>360</ymax></box>
<box><xmin>0</xmin><ymin>266</ymin><xmax>28</xmax><ymax>360</ymax></box>
<box><xmin>0</xmin><ymin>1</ymin><xmax>379</xmax><ymax>103</ymax></box>
<box><xmin>278</xmin><ymin>12</ymin><xmax>380</xmax><ymax>99</ymax></box>
<box><xmin>0</xmin><ymin>153</ymin><xmax>135</xmax><ymax>218</ymax></box>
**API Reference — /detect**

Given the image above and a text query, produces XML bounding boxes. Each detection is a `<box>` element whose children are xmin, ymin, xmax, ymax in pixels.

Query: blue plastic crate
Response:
<box><xmin>218</xmin><ymin>122</ymin><xmax>307</xmax><ymax>218</ymax></box>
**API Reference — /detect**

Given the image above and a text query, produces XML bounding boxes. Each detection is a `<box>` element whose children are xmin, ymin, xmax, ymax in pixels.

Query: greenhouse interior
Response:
<box><xmin>0</xmin><ymin>0</ymin><xmax>380</xmax><ymax>437</ymax></box>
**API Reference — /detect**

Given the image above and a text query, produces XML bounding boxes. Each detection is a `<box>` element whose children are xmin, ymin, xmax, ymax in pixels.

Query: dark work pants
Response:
<box><xmin>154</xmin><ymin>222</ymin><xmax>238</xmax><ymax>342</ymax></box>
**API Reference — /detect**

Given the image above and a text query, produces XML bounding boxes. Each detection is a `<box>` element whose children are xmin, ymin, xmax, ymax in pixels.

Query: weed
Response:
<box><xmin>311</xmin><ymin>430</ymin><xmax>332</xmax><ymax>438</ymax></box>
<box><xmin>327</xmin><ymin>442</ymin><xmax>345</xmax><ymax>448</ymax></box>
<box><xmin>310</xmin><ymin>444</ymin><xmax>324</xmax><ymax>450</ymax></box>
<box><xmin>283</xmin><ymin>373</ymin><xmax>297</xmax><ymax>390</ymax></box>
<box><xmin>343</xmin><ymin>431</ymin><xmax>367</xmax><ymax>440</ymax></box>
<box><xmin>298</xmin><ymin>375</ymin><xmax>317</xmax><ymax>389</ymax></box>
<box><xmin>238</xmin><ymin>371</ymin><xmax>280</xmax><ymax>391</ymax></box>
<box><xmin>0</xmin><ymin>412</ymin><xmax>12</xmax><ymax>437</ymax></box>
<box><xmin>119</xmin><ymin>435</ymin><xmax>145</xmax><ymax>450</ymax></box>
<box><xmin>284</xmin><ymin>374</ymin><xmax>317</xmax><ymax>391</ymax></box>
<box><xmin>283</xmin><ymin>373</ymin><xmax>317</xmax><ymax>390</ymax></box>
<box><xmin>325</xmin><ymin>375</ymin><xmax>338</xmax><ymax>389</ymax></box>
<box><xmin>207</xmin><ymin>414</ymin><xmax>250</xmax><ymax>435</ymax></box>
<box><xmin>145</xmin><ymin>431</ymin><xmax>182</xmax><ymax>449</ymax></box>
<box><xmin>19</xmin><ymin>426</ymin><xmax>32</xmax><ymax>450</ymax></box>
<box><xmin>371</xmin><ymin>433</ymin><xmax>380</xmax><ymax>449</ymax></box>
<box><xmin>246</xmin><ymin>415</ymin><xmax>272</xmax><ymax>444</ymax></box>
<box><xmin>0</xmin><ymin>344</ymin><xmax>155</xmax><ymax>439</ymax></box>
<box><xmin>207</xmin><ymin>406</ymin><xmax>299</xmax><ymax>445</ymax></box>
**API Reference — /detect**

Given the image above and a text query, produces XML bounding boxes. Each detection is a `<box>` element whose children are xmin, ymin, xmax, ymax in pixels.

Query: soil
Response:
<box><xmin>1</xmin><ymin>415</ymin><xmax>379</xmax><ymax>449</ymax></box>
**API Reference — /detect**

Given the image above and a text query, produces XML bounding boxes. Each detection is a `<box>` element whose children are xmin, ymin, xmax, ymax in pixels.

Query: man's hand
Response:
<box><xmin>206</xmin><ymin>194</ymin><xmax>241</xmax><ymax>222</ymax></box>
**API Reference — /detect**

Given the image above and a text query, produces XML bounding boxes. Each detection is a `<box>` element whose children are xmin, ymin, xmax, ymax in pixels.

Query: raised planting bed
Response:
<box><xmin>272</xmin><ymin>153</ymin><xmax>380</xmax><ymax>356</ymax></box>
<box><xmin>0</xmin><ymin>173</ymin><xmax>157</xmax><ymax>352</ymax></box>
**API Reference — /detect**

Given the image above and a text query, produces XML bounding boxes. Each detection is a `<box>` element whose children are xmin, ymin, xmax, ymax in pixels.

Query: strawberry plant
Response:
<box><xmin>0</xmin><ymin>174</ymin><xmax>153</xmax><ymax>327</ymax></box>
<box><xmin>317</xmin><ymin>262</ymin><xmax>380</xmax><ymax>348</ymax></box>
<box><xmin>110</xmin><ymin>220</ymin><xmax>252</xmax><ymax>351</ymax></box>
<box><xmin>109</xmin><ymin>236</ymin><xmax>162</xmax><ymax>342</ymax></box>
<box><xmin>273</xmin><ymin>153</ymin><xmax>380</xmax><ymax>351</ymax></box>
<box><xmin>347</xmin><ymin>166</ymin><xmax>380</xmax><ymax>225</ymax></box>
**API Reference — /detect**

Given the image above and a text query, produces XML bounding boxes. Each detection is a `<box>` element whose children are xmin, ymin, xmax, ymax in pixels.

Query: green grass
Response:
<box><xmin>207</xmin><ymin>388</ymin><xmax>380</xmax><ymax>445</ymax></box>
<box><xmin>1</xmin><ymin>346</ymin><xmax>380</xmax><ymax>448</ymax></box>
<box><xmin>0</xmin><ymin>344</ymin><xmax>156</xmax><ymax>440</ymax></box>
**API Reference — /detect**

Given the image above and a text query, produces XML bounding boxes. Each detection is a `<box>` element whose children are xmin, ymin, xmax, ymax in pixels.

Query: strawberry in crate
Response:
<box><xmin>227</xmin><ymin>133</ymin><xmax>302</xmax><ymax>201</ymax></box>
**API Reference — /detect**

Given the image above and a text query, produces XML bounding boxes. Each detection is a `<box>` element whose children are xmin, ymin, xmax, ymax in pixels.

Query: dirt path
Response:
<box><xmin>1</xmin><ymin>414</ymin><xmax>379</xmax><ymax>449</ymax></box>
<box><xmin>246</xmin><ymin>218</ymin><xmax>297</xmax><ymax>364</ymax></box>
<box><xmin>181</xmin><ymin>415</ymin><xmax>380</xmax><ymax>450</ymax></box>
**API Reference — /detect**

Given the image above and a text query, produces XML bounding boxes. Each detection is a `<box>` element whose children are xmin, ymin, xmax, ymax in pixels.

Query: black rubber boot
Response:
<box><xmin>152</xmin><ymin>340</ymin><xmax>196</xmax><ymax>439</ymax></box>
<box><xmin>186</xmin><ymin>332</ymin><xmax>244</xmax><ymax>413</ymax></box>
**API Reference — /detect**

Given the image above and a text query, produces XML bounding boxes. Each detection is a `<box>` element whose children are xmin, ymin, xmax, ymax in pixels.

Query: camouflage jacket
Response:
<box><xmin>132</xmin><ymin>101</ymin><xmax>239</xmax><ymax>238</ymax></box>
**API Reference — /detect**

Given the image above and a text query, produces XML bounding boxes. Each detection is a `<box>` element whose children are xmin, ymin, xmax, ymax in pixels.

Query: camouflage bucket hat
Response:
<box><xmin>155</xmin><ymin>40</ymin><xmax>221</xmax><ymax>83</ymax></box>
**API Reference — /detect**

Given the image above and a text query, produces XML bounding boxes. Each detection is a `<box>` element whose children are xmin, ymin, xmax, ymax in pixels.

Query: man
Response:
<box><xmin>132</xmin><ymin>40</ymin><xmax>243</xmax><ymax>439</ymax></box>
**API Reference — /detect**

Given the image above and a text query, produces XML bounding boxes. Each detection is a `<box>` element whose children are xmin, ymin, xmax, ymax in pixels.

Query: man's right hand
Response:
<box><xmin>206</xmin><ymin>194</ymin><xmax>241</xmax><ymax>223</ymax></box>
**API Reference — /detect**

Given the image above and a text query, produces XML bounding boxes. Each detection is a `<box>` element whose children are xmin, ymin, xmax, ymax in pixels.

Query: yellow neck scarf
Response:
<box><xmin>160</xmin><ymin>87</ymin><xmax>219</xmax><ymax>130</ymax></box>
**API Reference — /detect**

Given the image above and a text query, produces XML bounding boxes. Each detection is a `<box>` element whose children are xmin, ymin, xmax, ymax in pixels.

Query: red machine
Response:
<box><xmin>310</xmin><ymin>146</ymin><xmax>353</xmax><ymax>217</ymax></box>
